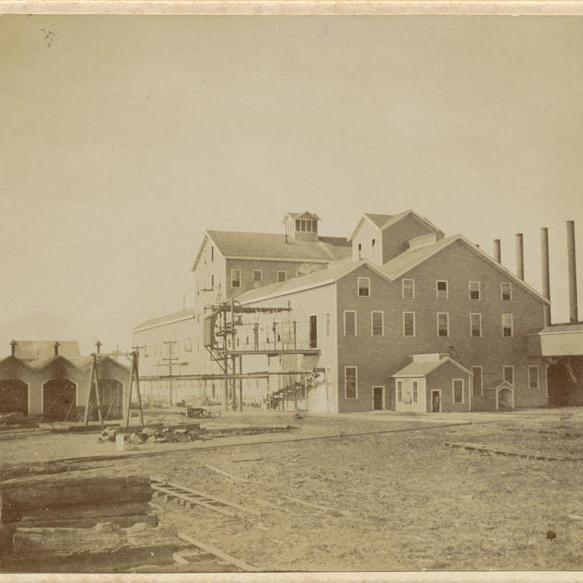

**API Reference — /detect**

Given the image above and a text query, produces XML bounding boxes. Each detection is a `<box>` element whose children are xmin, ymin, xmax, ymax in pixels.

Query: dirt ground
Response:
<box><xmin>3</xmin><ymin>407</ymin><xmax>583</xmax><ymax>572</ymax></box>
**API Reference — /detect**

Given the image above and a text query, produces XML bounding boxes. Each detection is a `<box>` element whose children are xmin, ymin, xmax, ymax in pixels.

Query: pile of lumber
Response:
<box><xmin>0</xmin><ymin>413</ymin><xmax>39</xmax><ymax>431</ymax></box>
<box><xmin>0</xmin><ymin>473</ymin><xmax>189</xmax><ymax>571</ymax></box>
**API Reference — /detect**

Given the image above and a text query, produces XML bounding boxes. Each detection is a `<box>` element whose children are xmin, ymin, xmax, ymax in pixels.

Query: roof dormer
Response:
<box><xmin>282</xmin><ymin>211</ymin><xmax>321</xmax><ymax>242</ymax></box>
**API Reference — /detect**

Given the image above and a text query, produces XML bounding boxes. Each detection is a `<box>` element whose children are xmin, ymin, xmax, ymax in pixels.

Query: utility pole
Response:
<box><xmin>161</xmin><ymin>340</ymin><xmax>179</xmax><ymax>405</ymax></box>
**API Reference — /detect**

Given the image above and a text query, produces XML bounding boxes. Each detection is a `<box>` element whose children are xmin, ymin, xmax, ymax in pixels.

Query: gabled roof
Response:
<box><xmin>0</xmin><ymin>354</ymin><xmax>128</xmax><ymax>373</ymax></box>
<box><xmin>282</xmin><ymin>211</ymin><xmax>321</xmax><ymax>223</ymax></box>
<box><xmin>348</xmin><ymin>209</ymin><xmax>444</xmax><ymax>241</ymax></box>
<box><xmin>236</xmin><ymin>259</ymin><xmax>387</xmax><ymax>305</ymax></box>
<box><xmin>133</xmin><ymin>308</ymin><xmax>196</xmax><ymax>333</ymax></box>
<box><xmin>380</xmin><ymin>234</ymin><xmax>549</xmax><ymax>305</ymax></box>
<box><xmin>391</xmin><ymin>355</ymin><xmax>471</xmax><ymax>378</ymax></box>
<box><xmin>11</xmin><ymin>340</ymin><xmax>81</xmax><ymax>361</ymax></box>
<box><xmin>192</xmin><ymin>230</ymin><xmax>350</xmax><ymax>271</ymax></box>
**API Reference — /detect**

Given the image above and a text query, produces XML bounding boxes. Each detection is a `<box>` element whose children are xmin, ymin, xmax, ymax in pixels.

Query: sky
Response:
<box><xmin>1</xmin><ymin>16</ymin><xmax>582</xmax><ymax>355</ymax></box>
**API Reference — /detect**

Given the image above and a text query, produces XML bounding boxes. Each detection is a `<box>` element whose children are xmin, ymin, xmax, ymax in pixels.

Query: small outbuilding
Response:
<box><xmin>0</xmin><ymin>341</ymin><xmax>130</xmax><ymax>421</ymax></box>
<box><xmin>391</xmin><ymin>354</ymin><xmax>471</xmax><ymax>413</ymax></box>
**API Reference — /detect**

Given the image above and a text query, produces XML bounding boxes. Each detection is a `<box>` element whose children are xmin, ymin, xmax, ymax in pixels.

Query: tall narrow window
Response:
<box><xmin>471</xmin><ymin>366</ymin><xmax>483</xmax><ymax>397</ymax></box>
<box><xmin>470</xmin><ymin>313</ymin><xmax>482</xmax><ymax>337</ymax></box>
<box><xmin>452</xmin><ymin>379</ymin><xmax>464</xmax><ymax>404</ymax></box>
<box><xmin>372</xmin><ymin>238</ymin><xmax>376</xmax><ymax>249</ymax></box>
<box><xmin>402</xmin><ymin>279</ymin><xmax>415</xmax><ymax>299</ymax></box>
<box><xmin>397</xmin><ymin>381</ymin><xmax>403</xmax><ymax>403</ymax></box>
<box><xmin>502</xmin><ymin>313</ymin><xmax>513</xmax><ymax>337</ymax></box>
<box><xmin>436</xmin><ymin>280</ymin><xmax>448</xmax><ymax>299</ymax></box>
<box><xmin>412</xmin><ymin>381</ymin><xmax>418</xmax><ymax>403</ymax></box>
<box><xmin>501</xmin><ymin>282</ymin><xmax>512</xmax><ymax>301</ymax></box>
<box><xmin>357</xmin><ymin>242</ymin><xmax>362</xmax><ymax>258</ymax></box>
<box><xmin>252</xmin><ymin>270</ymin><xmax>263</xmax><ymax>288</ymax></box>
<box><xmin>403</xmin><ymin>312</ymin><xmax>416</xmax><ymax>337</ymax></box>
<box><xmin>325</xmin><ymin>313</ymin><xmax>331</xmax><ymax>337</ymax></box>
<box><xmin>211</xmin><ymin>246</ymin><xmax>214</xmax><ymax>262</ymax></box>
<box><xmin>345</xmin><ymin>366</ymin><xmax>357</xmax><ymax>399</ymax></box>
<box><xmin>371</xmin><ymin>311</ymin><xmax>384</xmax><ymax>336</ymax></box>
<box><xmin>231</xmin><ymin>269</ymin><xmax>241</xmax><ymax>288</ymax></box>
<box><xmin>437</xmin><ymin>312</ymin><xmax>449</xmax><ymax>337</ymax></box>
<box><xmin>295</xmin><ymin>219</ymin><xmax>301</xmax><ymax>231</ymax></box>
<box><xmin>277</xmin><ymin>271</ymin><xmax>287</xmax><ymax>283</ymax></box>
<box><xmin>344</xmin><ymin>311</ymin><xmax>357</xmax><ymax>336</ymax></box>
<box><xmin>528</xmin><ymin>366</ymin><xmax>540</xmax><ymax>390</ymax></box>
<box><xmin>503</xmin><ymin>365</ymin><xmax>514</xmax><ymax>385</ymax></box>
<box><xmin>357</xmin><ymin>277</ymin><xmax>370</xmax><ymax>297</ymax></box>
<box><xmin>469</xmin><ymin>281</ymin><xmax>481</xmax><ymax>300</ymax></box>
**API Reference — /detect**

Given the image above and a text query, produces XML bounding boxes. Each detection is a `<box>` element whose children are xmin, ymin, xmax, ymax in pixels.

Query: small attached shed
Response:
<box><xmin>391</xmin><ymin>354</ymin><xmax>471</xmax><ymax>413</ymax></box>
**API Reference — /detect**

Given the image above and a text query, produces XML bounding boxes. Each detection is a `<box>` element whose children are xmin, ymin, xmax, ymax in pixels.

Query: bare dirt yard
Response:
<box><xmin>2</xmin><ymin>407</ymin><xmax>583</xmax><ymax>572</ymax></box>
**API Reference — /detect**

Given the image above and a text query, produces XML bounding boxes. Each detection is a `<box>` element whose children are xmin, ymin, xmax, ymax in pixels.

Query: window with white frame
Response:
<box><xmin>325</xmin><ymin>313</ymin><xmax>331</xmax><ymax>337</ymax></box>
<box><xmin>277</xmin><ymin>271</ymin><xmax>287</xmax><ymax>283</ymax></box>
<box><xmin>344</xmin><ymin>311</ymin><xmax>357</xmax><ymax>336</ymax></box>
<box><xmin>469</xmin><ymin>281</ymin><xmax>481</xmax><ymax>300</ymax></box>
<box><xmin>503</xmin><ymin>365</ymin><xmax>514</xmax><ymax>385</ymax></box>
<box><xmin>471</xmin><ymin>366</ymin><xmax>483</xmax><ymax>397</ymax></box>
<box><xmin>357</xmin><ymin>242</ymin><xmax>362</xmax><ymax>258</ymax></box>
<box><xmin>502</xmin><ymin>313</ymin><xmax>513</xmax><ymax>337</ymax></box>
<box><xmin>452</xmin><ymin>379</ymin><xmax>464</xmax><ymax>404</ymax></box>
<box><xmin>436</xmin><ymin>280</ymin><xmax>448</xmax><ymax>299</ymax></box>
<box><xmin>357</xmin><ymin>277</ymin><xmax>370</xmax><ymax>297</ymax></box>
<box><xmin>371</xmin><ymin>311</ymin><xmax>384</xmax><ymax>336</ymax></box>
<box><xmin>437</xmin><ymin>312</ymin><xmax>449</xmax><ymax>337</ymax></box>
<box><xmin>501</xmin><ymin>282</ymin><xmax>512</xmax><ymax>301</ymax></box>
<box><xmin>402</xmin><ymin>279</ymin><xmax>415</xmax><ymax>299</ymax></box>
<box><xmin>231</xmin><ymin>269</ymin><xmax>241</xmax><ymax>288</ymax></box>
<box><xmin>345</xmin><ymin>366</ymin><xmax>357</xmax><ymax>399</ymax></box>
<box><xmin>397</xmin><ymin>381</ymin><xmax>403</xmax><ymax>403</ymax></box>
<box><xmin>528</xmin><ymin>365</ymin><xmax>540</xmax><ymax>390</ymax></box>
<box><xmin>403</xmin><ymin>312</ymin><xmax>416</xmax><ymax>337</ymax></box>
<box><xmin>470</xmin><ymin>313</ymin><xmax>482</xmax><ymax>337</ymax></box>
<box><xmin>412</xmin><ymin>381</ymin><xmax>418</xmax><ymax>403</ymax></box>
<box><xmin>252</xmin><ymin>270</ymin><xmax>263</xmax><ymax>288</ymax></box>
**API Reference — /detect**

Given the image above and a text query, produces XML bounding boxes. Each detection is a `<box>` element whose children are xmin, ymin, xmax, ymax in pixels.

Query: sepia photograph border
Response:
<box><xmin>1</xmin><ymin>1</ymin><xmax>582</xmax><ymax>582</ymax></box>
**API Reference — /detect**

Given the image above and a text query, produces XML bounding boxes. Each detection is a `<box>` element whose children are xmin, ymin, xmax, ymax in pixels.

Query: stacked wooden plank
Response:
<box><xmin>0</xmin><ymin>473</ymin><xmax>189</xmax><ymax>572</ymax></box>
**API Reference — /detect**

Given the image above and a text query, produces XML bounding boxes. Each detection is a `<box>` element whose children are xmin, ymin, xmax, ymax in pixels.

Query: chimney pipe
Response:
<box><xmin>95</xmin><ymin>340</ymin><xmax>102</xmax><ymax>355</ymax></box>
<box><xmin>516</xmin><ymin>233</ymin><xmax>524</xmax><ymax>280</ymax></box>
<box><xmin>54</xmin><ymin>341</ymin><xmax>60</xmax><ymax>357</ymax></box>
<box><xmin>567</xmin><ymin>220</ymin><xmax>578</xmax><ymax>323</ymax></box>
<box><xmin>494</xmin><ymin>239</ymin><xmax>501</xmax><ymax>263</ymax></box>
<box><xmin>10</xmin><ymin>340</ymin><xmax>17</xmax><ymax>357</ymax></box>
<box><xmin>541</xmin><ymin>227</ymin><xmax>551</xmax><ymax>326</ymax></box>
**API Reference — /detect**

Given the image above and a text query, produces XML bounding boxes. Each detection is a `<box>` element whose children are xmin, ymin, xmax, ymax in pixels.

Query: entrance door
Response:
<box><xmin>431</xmin><ymin>390</ymin><xmax>441</xmax><ymax>413</ymax></box>
<box><xmin>309</xmin><ymin>315</ymin><xmax>318</xmax><ymax>348</ymax></box>
<box><xmin>373</xmin><ymin>386</ymin><xmax>384</xmax><ymax>410</ymax></box>
<box><xmin>0</xmin><ymin>380</ymin><xmax>28</xmax><ymax>415</ymax></box>
<box><xmin>43</xmin><ymin>379</ymin><xmax>77</xmax><ymax>421</ymax></box>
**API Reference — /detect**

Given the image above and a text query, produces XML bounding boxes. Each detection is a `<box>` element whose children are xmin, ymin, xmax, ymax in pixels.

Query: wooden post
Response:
<box><xmin>93</xmin><ymin>353</ymin><xmax>104</xmax><ymax>428</ymax></box>
<box><xmin>134</xmin><ymin>351</ymin><xmax>145</xmax><ymax>426</ymax></box>
<box><xmin>124</xmin><ymin>353</ymin><xmax>135</xmax><ymax>428</ymax></box>
<box><xmin>83</xmin><ymin>356</ymin><xmax>96</xmax><ymax>427</ymax></box>
<box><xmin>239</xmin><ymin>355</ymin><xmax>243</xmax><ymax>412</ymax></box>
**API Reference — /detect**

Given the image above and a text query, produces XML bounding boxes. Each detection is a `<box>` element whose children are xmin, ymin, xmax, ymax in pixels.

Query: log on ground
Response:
<box><xmin>0</xmin><ymin>474</ymin><xmax>152</xmax><ymax>512</ymax></box>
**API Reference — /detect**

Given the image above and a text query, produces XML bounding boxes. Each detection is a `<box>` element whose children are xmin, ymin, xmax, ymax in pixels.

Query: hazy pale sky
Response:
<box><xmin>1</xmin><ymin>16</ymin><xmax>582</xmax><ymax>354</ymax></box>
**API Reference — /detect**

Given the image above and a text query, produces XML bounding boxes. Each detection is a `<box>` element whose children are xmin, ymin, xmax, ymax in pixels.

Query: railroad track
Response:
<box><xmin>150</xmin><ymin>476</ymin><xmax>260</xmax><ymax>518</ymax></box>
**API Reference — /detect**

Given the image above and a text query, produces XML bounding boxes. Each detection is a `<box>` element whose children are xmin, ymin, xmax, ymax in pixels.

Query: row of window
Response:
<box><xmin>231</xmin><ymin>268</ymin><xmax>288</xmax><ymax>289</ymax></box>
<box><xmin>344</xmin><ymin>364</ymin><xmax>542</xmax><ymax>400</ymax></box>
<box><xmin>355</xmin><ymin>277</ymin><xmax>513</xmax><ymax>301</ymax></box>
<box><xmin>342</xmin><ymin>310</ymin><xmax>514</xmax><ymax>338</ymax></box>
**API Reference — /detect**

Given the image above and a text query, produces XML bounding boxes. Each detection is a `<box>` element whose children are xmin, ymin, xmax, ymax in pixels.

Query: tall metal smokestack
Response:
<box><xmin>541</xmin><ymin>227</ymin><xmax>551</xmax><ymax>326</ymax></box>
<box><xmin>54</xmin><ymin>341</ymin><xmax>60</xmax><ymax>357</ymax></box>
<box><xmin>516</xmin><ymin>233</ymin><xmax>524</xmax><ymax>280</ymax></box>
<box><xmin>494</xmin><ymin>239</ymin><xmax>501</xmax><ymax>263</ymax></box>
<box><xmin>10</xmin><ymin>340</ymin><xmax>17</xmax><ymax>357</ymax></box>
<box><xmin>567</xmin><ymin>220</ymin><xmax>578</xmax><ymax>323</ymax></box>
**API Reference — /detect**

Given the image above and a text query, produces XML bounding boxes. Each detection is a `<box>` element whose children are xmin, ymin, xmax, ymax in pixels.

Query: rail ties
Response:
<box><xmin>150</xmin><ymin>476</ymin><xmax>260</xmax><ymax>518</ymax></box>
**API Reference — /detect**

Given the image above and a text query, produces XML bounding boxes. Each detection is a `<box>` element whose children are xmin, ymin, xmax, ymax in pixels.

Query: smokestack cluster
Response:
<box><xmin>493</xmin><ymin>220</ymin><xmax>579</xmax><ymax>326</ymax></box>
